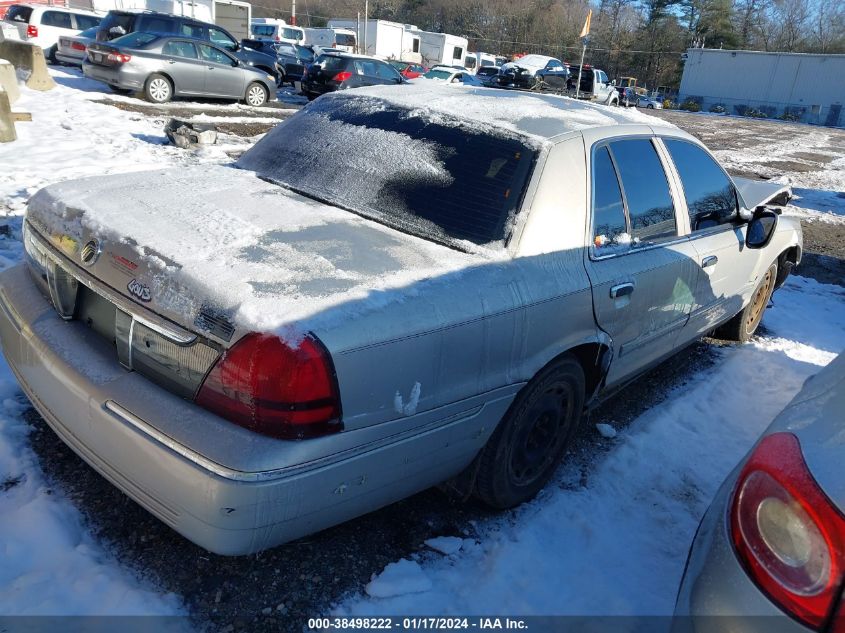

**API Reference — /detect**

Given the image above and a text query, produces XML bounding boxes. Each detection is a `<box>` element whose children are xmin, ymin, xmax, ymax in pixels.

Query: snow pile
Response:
<box><xmin>365</xmin><ymin>559</ymin><xmax>433</xmax><ymax>599</ymax></box>
<box><xmin>0</xmin><ymin>358</ymin><xmax>184</xmax><ymax>616</ymax></box>
<box><xmin>338</xmin><ymin>275</ymin><xmax>845</xmax><ymax>616</ymax></box>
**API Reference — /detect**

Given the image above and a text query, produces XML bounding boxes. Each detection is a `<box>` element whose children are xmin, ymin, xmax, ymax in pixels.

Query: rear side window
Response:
<box><xmin>335</xmin><ymin>33</ymin><xmax>354</xmax><ymax>47</ymax></box>
<box><xmin>136</xmin><ymin>15</ymin><xmax>176</xmax><ymax>34</ymax></box>
<box><xmin>452</xmin><ymin>46</ymin><xmax>463</xmax><ymax>60</ymax></box>
<box><xmin>282</xmin><ymin>27</ymin><xmax>301</xmax><ymax>40</ymax></box>
<box><xmin>592</xmin><ymin>146</ymin><xmax>628</xmax><ymax>248</ymax></box>
<box><xmin>181</xmin><ymin>23</ymin><xmax>206</xmax><ymax>39</ymax></box>
<box><xmin>5</xmin><ymin>6</ymin><xmax>33</xmax><ymax>22</ymax></box>
<box><xmin>608</xmin><ymin>138</ymin><xmax>677</xmax><ymax>243</ymax></box>
<box><xmin>252</xmin><ymin>24</ymin><xmax>275</xmax><ymax>37</ymax></box>
<box><xmin>353</xmin><ymin>60</ymin><xmax>380</xmax><ymax>76</ymax></box>
<box><xmin>163</xmin><ymin>40</ymin><xmax>198</xmax><ymax>59</ymax></box>
<box><xmin>74</xmin><ymin>14</ymin><xmax>99</xmax><ymax>29</ymax></box>
<box><xmin>664</xmin><ymin>139</ymin><xmax>738</xmax><ymax>231</ymax></box>
<box><xmin>41</xmin><ymin>11</ymin><xmax>72</xmax><ymax>28</ymax></box>
<box><xmin>112</xmin><ymin>32</ymin><xmax>158</xmax><ymax>48</ymax></box>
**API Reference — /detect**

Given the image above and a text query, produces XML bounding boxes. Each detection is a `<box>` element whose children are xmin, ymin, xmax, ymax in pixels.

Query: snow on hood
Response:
<box><xmin>25</xmin><ymin>165</ymin><xmax>484</xmax><ymax>339</ymax></box>
<box><xmin>323</xmin><ymin>84</ymin><xmax>672</xmax><ymax>143</ymax></box>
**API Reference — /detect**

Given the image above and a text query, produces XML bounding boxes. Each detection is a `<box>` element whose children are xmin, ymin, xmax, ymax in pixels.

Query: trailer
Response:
<box><xmin>418</xmin><ymin>30</ymin><xmax>467</xmax><ymax>69</ymax></box>
<box><xmin>302</xmin><ymin>26</ymin><xmax>355</xmax><ymax>53</ymax></box>
<box><xmin>328</xmin><ymin>18</ymin><xmax>421</xmax><ymax>64</ymax></box>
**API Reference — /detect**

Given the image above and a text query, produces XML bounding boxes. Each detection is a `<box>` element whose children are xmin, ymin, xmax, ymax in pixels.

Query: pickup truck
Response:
<box><xmin>566</xmin><ymin>63</ymin><xmax>618</xmax><ymax>105</ymax></box>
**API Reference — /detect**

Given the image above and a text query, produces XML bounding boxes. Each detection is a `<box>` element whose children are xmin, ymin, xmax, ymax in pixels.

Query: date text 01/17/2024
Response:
<box><xmin>307</xmin><ymin>618</ymin><xmax>529</xmax><ymax>630</ymax></box>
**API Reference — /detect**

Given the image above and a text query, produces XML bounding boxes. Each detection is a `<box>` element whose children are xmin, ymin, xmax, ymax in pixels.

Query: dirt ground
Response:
<box><xmin>20</xmin><ymin>97</ymin><xmax>844</xmax><ymax>632</ymax></box>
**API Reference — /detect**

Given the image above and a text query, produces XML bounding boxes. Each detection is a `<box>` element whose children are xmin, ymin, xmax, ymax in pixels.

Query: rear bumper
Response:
<box><xmin>55</xmin><ymin>51</ymin><xmax>84</xmax><ymax>65</ymax></box>
<box><xmin>0</xmin><ymin>264</ymin><xmax>503</xmax><ymax>554</ymax></box>
<box><xmin>82</xmin><ymin>61</ymin><xmax>145</xmax><ymax>91</ymax></box>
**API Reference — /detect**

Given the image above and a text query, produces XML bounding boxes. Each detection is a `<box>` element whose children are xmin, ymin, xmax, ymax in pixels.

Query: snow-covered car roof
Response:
<box><xmin>323</xmin><ymin>83</ymin><xmax>674</xmax><ymax>143</ymax></box>
<box><xmin>508</xmin><ymin>54</ymin><xmax>559</xmax><ymax>68</ymax></box>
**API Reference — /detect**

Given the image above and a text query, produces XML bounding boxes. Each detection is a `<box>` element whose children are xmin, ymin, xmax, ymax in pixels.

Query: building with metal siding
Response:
<box><xmin>679</xmin><ymin>48</ymin><xmax>845</xmax><ymax>127</ymax></box>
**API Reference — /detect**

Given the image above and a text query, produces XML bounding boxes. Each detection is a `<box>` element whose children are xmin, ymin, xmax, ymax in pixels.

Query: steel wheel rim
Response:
<box><xmin>149</xmin><ymin>78</ymin><xmax>169</xmax><ymax>102</ymax></box>
<box><xmin>247</xmin><ymin>85</ymin><xmax>265</xmax><ymax>106</ymax></box>
<box><xmin>508</xmin><ymin>381</ymin><xmax>574</xmax><ymax>486</ymax></box>
<box><xmin>746</xmin><ymin>268</ymin><xmax>774</xmax><ymax>335</ymax></box>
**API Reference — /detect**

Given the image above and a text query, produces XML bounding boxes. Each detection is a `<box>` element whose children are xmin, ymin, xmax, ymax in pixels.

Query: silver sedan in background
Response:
<box><xmin>675</xmin><ymin>351</ymin><xmax>845</xmax><ymax>632</ymax></box>
<box><xmin>55</xmin><ymin>25</ymin><xmax>98</xmax><ymax>66</ymax></box>
<box><xmin>82</xmin><ymin>31</ymin><xmax>276</xmax><ymax>105</ymax></box>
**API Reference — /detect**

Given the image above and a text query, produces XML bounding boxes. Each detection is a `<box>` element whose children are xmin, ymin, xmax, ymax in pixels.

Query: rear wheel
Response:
<box><xmin>647</xmin><ymin>103</ymin><xmax>655</xmax><ymax>109</ymax></box>
<box><xmin>144</xmin><ymin>73</ymin><xmax>172</xmax><ymax>103</ymax></box>
<box><xmin>474</xmin><ymin>355</ymin><xmax>585</xmax><ymax>509</ymax></box>
<box><xmin>245</xmin><ymin>82</ymin><xmax>268</xmax><ymax>107</ymax></box>
<box><xmin>716</xmin><ymin>261</ymin><xmax>778</xmax><ymax>343</ymax></box>
<box><xmin>45</xmin><ymin>44</ymin><xmax>58</xmax><ymax>64</ymax></box>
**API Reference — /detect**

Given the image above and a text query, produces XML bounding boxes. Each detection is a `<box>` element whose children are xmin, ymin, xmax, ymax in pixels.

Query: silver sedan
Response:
<box><xmin>0</xmin><ymin>85</ymin><xmax>801</xmax><ymax>555</ymax></box>
<box><xmin>82</xmin><ymin>31</ymin><xmax>276</xmax><ymax>105</ymax></box>
<box><xmin>675</xmin><ymin>351</ymin><xmax>845</xmax><ymax>632</ymax></box>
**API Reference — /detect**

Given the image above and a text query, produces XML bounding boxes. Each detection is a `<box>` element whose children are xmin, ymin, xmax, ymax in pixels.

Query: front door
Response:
<box><xmin>583</xmin><ymin>137</ymin><xmax>699</xmax><ymax>388</ymax></box>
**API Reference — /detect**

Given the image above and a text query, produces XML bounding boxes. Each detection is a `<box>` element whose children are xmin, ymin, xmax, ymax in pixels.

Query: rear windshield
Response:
<box><xmin>99</xmin><ymin>12</ymin><xmax>136</xmax><ymax>39</ymax></box>
<box><xmin>4</xmin><ymin>5</ymin><xmax>32</xmax><ymax>22</ymax></box>
<box><xmin>335</xmin><ymin>33</ymin><xmax>355</xmax><ymax>46</ymax></box>
<box><xmin>252</xmin><ymin>24</ymin><xmax>274</xmax><ymax>37</ymax></box>
<box><xmin>111</xmin><ymin>31</ymin><xmax>158</xmax><ymax>48</ymax></box>
<box><xmin>477</xmin><ymin>67</ymin><xmax>499</xmax><ymax>76</ymax></box>
<box><xmin>314</xmin><ymin>54</ymin><xmax>347</xmax><ymax>71</ymax></box>
<box><xmin>237</xmin><ymin>97</ymin><xmax>537</xmax><ymax>250</ymax></box>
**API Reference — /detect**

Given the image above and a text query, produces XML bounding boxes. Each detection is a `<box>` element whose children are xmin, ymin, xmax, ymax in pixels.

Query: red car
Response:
<box><xmin>388</xmin><ymin>60</ymin><xmax>427</xmax><ymax>79</ymax></box>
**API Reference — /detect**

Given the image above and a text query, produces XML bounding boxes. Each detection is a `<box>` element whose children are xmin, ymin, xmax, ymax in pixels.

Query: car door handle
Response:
<box><xmin>610</xmin><ymin>282</ymin><xmax>635</xmax><ymax>299</ymax></box>
<box><xmin>702</xmin><ymin>255</ymin><xmax>718</xmax><ymax>269</ymax></box>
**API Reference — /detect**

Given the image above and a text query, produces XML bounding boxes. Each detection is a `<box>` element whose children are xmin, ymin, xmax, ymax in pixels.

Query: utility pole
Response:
<box><xmin>364</xmin><ymin>0</ymin><xmax>368</xmax><ymax>55</ymax></box>
<box><xmin>356</xmin><ymin>12</ymin><xmax>361</xmax><ymax>54</ymax></box>
<box><xmin>291</xmin><ymin>0</ymin><xmax>296</xmax><ymax>25</ymax></box>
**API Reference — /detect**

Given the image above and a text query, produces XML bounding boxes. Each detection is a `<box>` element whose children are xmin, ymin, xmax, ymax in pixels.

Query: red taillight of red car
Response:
<box><xmin>107</xmin><ymin>52</ymin><xmax>132</xmax><ymax>63</ymax></box>
<box><xmin>71</xmin><ymin>41</ymin><xmax>86</xmax><ymax>51</ymax></box>
<box><xmin>195</xmin><ymin>332</ymin><xmax>342</xmax><ymax>440</ymax></box>
<box><xmin>26</xmin><ymin>24</ymin><xmax>38</xmax><ymax>38</ymax></box>
<box><xmin>730</xmin><ymin>432</ymin><xmax>845</xmax><ymax>629</ymax></box>
<box><xmin>332</xmin><ymin>70</ymin><xmax>352</xmax><ymax>82</ymax></box>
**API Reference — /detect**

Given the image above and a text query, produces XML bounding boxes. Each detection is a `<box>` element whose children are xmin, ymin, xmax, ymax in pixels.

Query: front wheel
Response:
<box><xmin>144</xmin><ymin>73</ymin><xmax>172</xmax><ymax>103</ymax></box>
<box><xmin>245</xmin><ymin>82</ymin><xmax>268</xmax><ymax>107</ymax></box>
<box><xmin>716</xmin><ymin>261</ymin><xmax>778</xmax><ymax>343</ymax></box>
<box><xmin>474</xmin><ymin>355</ymin><xmax>585</xmax><ymax>509</ymax></box>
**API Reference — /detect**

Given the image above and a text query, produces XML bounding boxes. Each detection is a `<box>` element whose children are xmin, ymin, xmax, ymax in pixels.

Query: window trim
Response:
<box><xmin>588</xmin><ymin>135</ymin><xmax>683</xmax><ymax>260</ymax></box>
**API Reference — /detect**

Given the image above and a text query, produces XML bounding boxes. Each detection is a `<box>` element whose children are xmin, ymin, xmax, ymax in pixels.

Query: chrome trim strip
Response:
<box><xmin>27</xmin><ymin>223</ymin><xmax>197</xmax><ymax>345</ymax></box>
<box><xmin>103</xmin><ymin>399</ymin><xmax>487</xmax><ymax>483</ymax></box>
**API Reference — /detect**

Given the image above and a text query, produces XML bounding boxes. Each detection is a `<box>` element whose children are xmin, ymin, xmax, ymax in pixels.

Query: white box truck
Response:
<box><xmin>419</xmin><ymin>30</ymin><xmax>467</xmax><ymax>68</ymax></box>
<box><xmin>327</xmin><ymin>18</ymin><xmax>421</xmax><ymax>64</ymax></box>
<box><xmin>302</xmin><ymin>26</ymin><xmax>356</xmax><ymax>52</ymax></box>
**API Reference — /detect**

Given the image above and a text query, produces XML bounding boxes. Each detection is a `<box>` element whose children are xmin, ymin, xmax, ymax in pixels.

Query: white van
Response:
<box><xmin>2</xmin><ymin>4</ymin><xmax>101</xmax><ymax>57</ymax></box>
<box><xmin>250</xmin><ymin>18</ymin><xmax>303</xmax><ymax>45</ymax></box>
<box><xmin>302</xmin><ymin>26</ymin><xmax>355</xmax><ymax>53</ymax></box>
<box><xmin>464</xmin><ymin>51</ymin><xmax>496</xmax><ymax>74</ymax></box>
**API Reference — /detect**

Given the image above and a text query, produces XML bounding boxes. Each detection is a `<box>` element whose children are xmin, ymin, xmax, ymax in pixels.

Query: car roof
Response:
<box><xmin>322</xmin><ymin>83</ymin><xmax>684</xmax><ymax>143</ymax></box>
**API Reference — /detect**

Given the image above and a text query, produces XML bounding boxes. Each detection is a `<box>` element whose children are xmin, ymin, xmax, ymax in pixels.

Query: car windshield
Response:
<box><xmin>424</xmin><ymin>69</ymin><xmax>452</xmax><ymax>80</ymax></box>
<box><xmin>111</xmin><ymin>31</ymin><xmax>158</xmax><ymax>48</ymax></box>
<box><xmin>237</xmin><ymin>97</ymin><xmax>538</xmax><ymax>250</ymax></box>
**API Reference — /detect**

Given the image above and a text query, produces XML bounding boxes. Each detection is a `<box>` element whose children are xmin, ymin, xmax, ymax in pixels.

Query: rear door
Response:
<box><xmin>659</xmin><ymin>136</ymin><xmax>760</xmax><ymax>338</ymax></box>
<box><xmin>161</xmin><ymin>40</ymin><xmax>205</xmax><ymax>95</ymax></box>
<box><xmin>198</xmin><ymin>43</ymin><xmax>245</xmax><ymax>97</ymax></box>
<box><xmin>583</xmin><ymin>133</ymin><xmax>700</xmax><ymax>388</ymax></box>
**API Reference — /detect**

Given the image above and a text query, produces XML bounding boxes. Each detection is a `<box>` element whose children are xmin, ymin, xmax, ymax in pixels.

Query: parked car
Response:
<box><xmin>83</xmin><ymin>32</ymin><xmax>276</xmax><ymax>105</ymax></box>
<box><xmin>495</xmin><ymin>57</ymin><xmax>568</xmax><ymax>91</ymax></box>
<box><xmin>0</xmin><ymin>85</ymin><xmax>801</xmax><ymax>555</ymax></box>
<box><xmin>417</xmin><ymin>65</ymin><xmax>481</xmax><ymax>85</ymax></box>
<box><xmin>55</xmin><ymin>25</ymin><xmax>98</xmax><ymax>66</ymax></box>
<box><xmin>2</xmin><ymin>3</ymin><xmax>100</xmax><ymax>61</ymax></box>
<box><xmin>676</xmin><ymin>350</ymin><xmax>845</xmax><ymax>632</ymax></box>
<box><xmin>95</xmin><ymin>10</ymin><xmax>282</xmax><ymax>85</ymax></box>
<box><xmin>241</xmin><ymin>39</ymin><xmax>314</xmax><ymax>85</ymax></box>
<box><xmin>475</xmin><ymin>65</ymin><xmax>500</xmax><ymax>87</ymax></box>
<box><xmin>301</xmin><ymin>52</ymin><xmax>403</xmax><ymax>99</ymax></box>
<box><xmin>616</xmin><ymin>86</ymin><xmax>637</xmax><ymax>107</ymax></box>
<box><xmin>388</xmin><ymin>59</ymin><xmax>427</xmax><ymax>79</ymax></box>
<box><xmin>637</xmin><ymin>94</ymin><xmax>664</xmax><ymax>109</ymax></box>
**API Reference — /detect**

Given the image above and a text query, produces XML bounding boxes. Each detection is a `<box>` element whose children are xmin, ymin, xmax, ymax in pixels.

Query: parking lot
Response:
<box><xmin>1</xmin><ymin>66</ymin><xmax>844</xmax><ymax>631</ymax></box>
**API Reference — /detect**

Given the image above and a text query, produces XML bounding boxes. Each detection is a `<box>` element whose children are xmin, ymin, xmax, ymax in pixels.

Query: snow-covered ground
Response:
<box><xmin>1</xmin><ymin>66</ymin><xmax>844</xmax><ymax>620</ymax></box>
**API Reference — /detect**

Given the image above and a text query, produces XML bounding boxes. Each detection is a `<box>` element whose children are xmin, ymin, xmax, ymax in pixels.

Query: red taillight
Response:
<box><xmin>730</xmin><ymin>432</ymin><xmax>845</xmax><ymax>628</ymax></box>
<box><xmin>195</xmin><ymin>332</ymin><xmax>342</xmax><ymax>440</ymax></box>
<box><xmin>332</xmin><ymin>70</ymin><xmax>352</xmax><ymax>82</ymax></box>
<box><xmin>71</xmin><ymin>41</ymin><xmax>86</xmax><ymax>51</ymax></box>
<box><xmin>26</xmin><ymin>24</ymin><xmax>37</xmax><ymax>38</ymax></box>
<box><xmin>107</xmin><ymin>52</ymin><xmax>131</xmax><ymax>63</ymax></box>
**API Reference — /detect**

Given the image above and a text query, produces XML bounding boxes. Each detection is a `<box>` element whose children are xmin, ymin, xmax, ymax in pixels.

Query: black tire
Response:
<box><xmin>109</xmin><ymin>85</ymin><xmax>132</xmax><ymax>95</ymax></box>
<box><xmin>244</xmin><ymin>82</ymin><xmax>268</xmax><ymax>107</ymax></box>
<box><xmin>45</xmin><ymin>44</ymin><xmax>58</xmax><ymax>64</ymax></box>
<box><xmin>144</xmin><ymin>73</ymin><xmax>172</xmax><ymax>103</ymax></box>
<box><xmin>647</xmin><ymin>104</ymin><xmax>655</xmax><ymax>109</ymax></box>
<box><xmin>474</xmin><ymin>355</ymin><xmax>586</xmax><ymax>509</ymax></box>
<box><xmin>716</xmin><ymin>261</ymin><xmax>778</xmax><ymax>343</ymax></box>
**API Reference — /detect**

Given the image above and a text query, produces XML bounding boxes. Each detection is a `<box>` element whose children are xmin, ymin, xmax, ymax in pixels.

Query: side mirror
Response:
<box><xmin>746</xmin><ymin>209</ymin><xmax>778</xmax><ymax>249</ymax></box>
